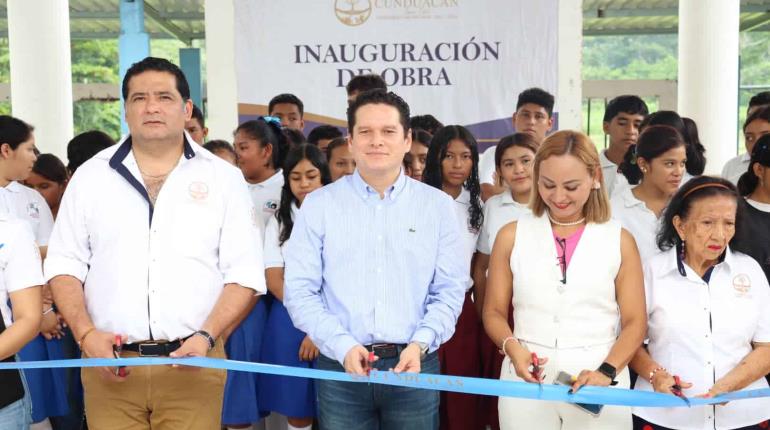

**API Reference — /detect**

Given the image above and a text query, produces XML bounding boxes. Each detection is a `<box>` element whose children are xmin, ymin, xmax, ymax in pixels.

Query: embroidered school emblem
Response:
<box><xmin>732</xmin><ymin>273</ymin><xmax>751</xmax><ymax>295</ymax></box>
<box><xmin>27</xmin><ymin>202</ymin><xmax>40</xmax><ymax>219</ymax></box>
<box><xmin>188</xmin><ymin>182</ymin><xmax>209</xmax><ymax>201</ymax></box>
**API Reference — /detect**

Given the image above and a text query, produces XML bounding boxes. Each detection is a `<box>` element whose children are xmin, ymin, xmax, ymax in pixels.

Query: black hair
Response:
<box><xmin>410</xmin><ymin>115</ymin><xmax>443</xmax><ymax>135</ymax></box>
<box><xmin>749</xmin><ymin>91</ymin><xmax>770</xmax><ymax>109</ymax></box>
<box><xmin>737</xmin><ymin>134</ymin><xmax>770</xmax><ymax>196</ymax></box>
<box><xmin>234</xmin><ymin>118</ymin><xmax>290</xmax><ymax>170</ymax></box>
<box><xmin>32</xmin><ymin>153</ymin><xmax>67</xmax><ymax>184</ymax></box>
<box><xmin>657</xmin><ymin>176</ymin><xmax>742</xmax><ymax>252</ymax></box>
<box><xmin>190</xmin><ymin>104</ymin><xmax>205</xmax><ymax>128</ymax></box>
<box><xmin>345</xmin><ymin>73</ymin><xmax>387</xmax><ymax>96</ymax></box>
<box><xmin>324</xmin><ymin>137</ymin><xmax>348</xmax><ymax>160</ymax></box>
<box><xmin>269</xmin><ymin>93</ymin><xmax>304</xmax><ymax>117</ymax></box>
<box><xmin>411</xmin><ymin>128</ymin><xmax>433</xmax><ymax>148</ymax></box>
<box><xmin>603</xmin><ymin>95</ymin><xmax>649</xmax><ymax>123</ymax></box>
<box><xmin>203</xmin><ymin>139</ymin><xmax>236</xmax><ymax>159</ymax></box>
<box><xmin>516</xmin><ymin>88</ymin><xmax>555</xmax><ymax>117</ymax></box>
<box><xmin>307</xmin><ymin>125</ymin><xmax>343</xmax><ymax>146</ymax></box>
<box><xmin>277</xmin><ymin>144</ymin><xmax>331</xmax><ymax>245</ymax></box>
<box><xmin>642</xmin><ymin>111</ymin><xmax>706</xmax><ymax>176</ymax></box>
<box><xmin>0</xmin><ymin>115</ymin><xmax>34</xmax><ymax>151</ymax></box>
<box><xmin>347</xmin><ymin>89</ymin><xmax>410</xmax><ymax>134</ymax></box>
<box><xmin>743</xmin><ymin>105</ymin><xmax>770</xmax><ymax>131</ymax></box>
<box><xmin>618</xmin><ymin>125</ymin><xmax>686</xmax><ymax>185</ymax></box>
<box><xmin>66</xmin><ymin>130</ymin><xmax>116</xmax><ymax>174</ymax></box>
<box><xmin>122</xmin><ymin>57</ymin><xmax>190</xmax><ymax>101</ymax></box>
<box><xmin>282</xmin><ymin>128</ymin><xmax>307</xmax><ymax>147</ymax></box>
<box><xmin>423</xmin><ymin>125</ymin><xmax>483</xmax><ymax>231</ymax></box>
<box><xmin>494</xmin><ymin>133</ymin><xmax>539</xmax><ymax>169</ymax></box>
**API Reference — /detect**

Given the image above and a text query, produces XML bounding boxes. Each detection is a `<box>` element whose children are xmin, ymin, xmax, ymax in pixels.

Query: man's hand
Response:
<box><xmin>392</xmin><ymin>343</ymin><xmax>421</xmax><ymax>374</ymax></box>
<box><xmin>343</xmin><ymin>345</ymin><xmax>372</xmax><ymax>376</ymax></box>
<box><xmin>169</xmin><ymin>334</ymin><xmax>211</xmax><ymax>370</ymax></box>
<box><xmin>81</xmin><ymin>330</ymin><xmax>130</xmax><ymax>382</ymax></box>
<box><xmin>298</xmin><ymin>335</ymin><xmax>320</xmax><ymax>362</ymax></box>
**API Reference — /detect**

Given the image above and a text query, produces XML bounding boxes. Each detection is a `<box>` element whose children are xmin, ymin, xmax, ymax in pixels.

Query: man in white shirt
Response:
<box><xmin>46</xmin><ymin>57</ymin><xmax>266</xmax><ymax>430</ymax></box>
<box><xmin>480</xmin><ymin>88</ymin><xmax>554</xmax><ymax>201</ymax></box>
<box><xmin>599</xmin><ymin>95</ymin><xmax>648</xmax><ymax>197</ymax></box>
<box><xmin>723</xmin><ymin>105</ymin><xmax>770</xmax><ymax>185</ymax></box>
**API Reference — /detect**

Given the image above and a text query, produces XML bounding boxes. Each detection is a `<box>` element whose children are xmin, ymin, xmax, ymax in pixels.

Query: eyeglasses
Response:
<box><xmin>555</xmin><ymin>237</ymin><xmax>567</xmax><ymax>285</ymax></box>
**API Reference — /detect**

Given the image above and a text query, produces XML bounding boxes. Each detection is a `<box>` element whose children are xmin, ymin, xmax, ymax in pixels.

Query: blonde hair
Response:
<box><xmin>529</xmin><ymin>130</ymin><xmax>611</xmax><ymax>223</ymax></box>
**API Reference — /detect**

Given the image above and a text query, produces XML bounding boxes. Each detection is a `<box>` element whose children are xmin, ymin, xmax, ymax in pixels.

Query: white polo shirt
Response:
<box><xmin>721</xmin><ymin>153</ymin><xmax>750</xmax><ymax>185</ymax></box>
<box><xmin>633</xmin><ymin>247</ymin><xmax>770</xmax><ymax>430</ymax></box>
<box><xmin>248</xmin><ymin>170</ymin><xmax>284</xmax><ymax>230</ymax></box>
<box><xmin>478</xmin><ymin>146</ymin><xmax>497</xmax><ymax>185</ymax></box>
<box><xmin>610</xmin><ymin>186</ymin><xmax>661</xmax><ymax>262</ymax></box>
<box><xmin>454</xmin><ymin>188</ymin><xmax>480</xmax><ymax>290</ymax></box>
<box><xmin>0</xmin><ymin>181</ymin><xmax>54</xmax><ymax>246</ymax></box>
<box><xmin>0</xmin><ymin>214</ymin><xmax>44</xmax><ymax>328</ymax></box>
<box><xmin>476</xmin><ymin>191</ymin><xmax>530</xmax><ymax>255</ymax></box>
<box><xmin>600</xmin><ymin>150</ymin><xmax>620</xmax><ymax>197</ymax></box>
<box><xmin>263</xmin><ymin>203</ymin><xmax>298</xmax><ymax>269</ymax></box>
<box><xmin>44</xmin><ymin>136</ymin><xmax>266</xmax><ymax>343</ymax></box>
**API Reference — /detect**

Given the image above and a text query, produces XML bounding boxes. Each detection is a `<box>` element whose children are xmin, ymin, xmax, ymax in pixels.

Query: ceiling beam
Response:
<box><xmin>142</xmin><ymin>1</ymin><xmax>194</xmax><ymax>45</ymax></box>
<box><xmin>741</xmin><ymin>11</ymin><xmax>770</xmax><ymax>31</ymax></box>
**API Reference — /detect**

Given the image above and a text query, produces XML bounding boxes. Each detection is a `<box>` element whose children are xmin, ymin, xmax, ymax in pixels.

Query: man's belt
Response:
<box><xmin>122</xmin><ymin>340</ymin><xmax>183</xmax><ymax>357</ymax></box>
<box><xmin>364</xmin><ymin>343</ymin><xmax>407</xmax><ymax>360</ymax></box>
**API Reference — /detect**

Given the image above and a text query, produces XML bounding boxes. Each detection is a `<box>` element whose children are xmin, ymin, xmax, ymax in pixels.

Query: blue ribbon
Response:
<box><xmin>3</xmin><ymin>357</ymin><xmax>769</xmax><ymax>408</ymax></box>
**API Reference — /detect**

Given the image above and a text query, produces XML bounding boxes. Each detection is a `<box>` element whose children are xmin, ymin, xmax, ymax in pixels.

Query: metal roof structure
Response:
<box><xmin>0</xmin><ymin>1</ymin><xmax>769</xmax><ymax>43</ymax></box>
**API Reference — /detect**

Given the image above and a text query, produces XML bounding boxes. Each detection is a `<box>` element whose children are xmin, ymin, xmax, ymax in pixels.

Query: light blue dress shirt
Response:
<box><xmin>284</xmin><ymin>169</ymin><xmax>468</xmax><ymax>364</ymax></box>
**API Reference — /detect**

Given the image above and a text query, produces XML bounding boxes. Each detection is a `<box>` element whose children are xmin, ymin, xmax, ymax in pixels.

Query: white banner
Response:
<box><xmin>235</xmin><ymin>0</ymin><xmax>558</xmax><ymax>143</ymax></box>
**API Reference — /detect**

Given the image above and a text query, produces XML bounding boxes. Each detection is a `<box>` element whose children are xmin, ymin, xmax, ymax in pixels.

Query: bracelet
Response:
<box><xmin>42</xmin><ymin>307</ymin><xmax>55</xmax><ymax>316</ymax></box>
<box><xmin>649</xmin><ymin>366</ymin><xmax>666</xmax><ymax>385</ymax></box>
<box><xmin>77</xmin><ymin>327</ymin><xmax>97</xmax><ymax>348</ymax></box>
<box><xmin>193</xmin><ymin>330</ymin><xmax>216</xmax><ymax>350</ymax></box>
<box><xmin>500</xmin><ymin>336</ymin><xmax>516</xmax><ymax>357</ymax></box>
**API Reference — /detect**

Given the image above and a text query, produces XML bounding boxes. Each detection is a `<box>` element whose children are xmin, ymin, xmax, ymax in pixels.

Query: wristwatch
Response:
<box><xmin>597</xmin><ymin>362</ymin><xmax>617</xmax><ymax>381</ymax></box>
<box><xmin>411</xmin><ymin>341</ymin><xmax>429</xmax><ymax>359</ymax></box>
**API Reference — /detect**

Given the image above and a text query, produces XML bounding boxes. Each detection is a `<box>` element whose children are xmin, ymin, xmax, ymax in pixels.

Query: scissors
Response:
<box><xmin>112</xmin><ymin>335</ymin><xmax>127</xmax><ymax>377</ymax></box>
<box><xmin>671</xmin><ymin>375</ymin><xmax>691</xmax><ymax>407</ymax></box>
<box><xmin>531</xmin><ymin>352</ymin><xmax>544</xmax><ymax>393</ymax></box>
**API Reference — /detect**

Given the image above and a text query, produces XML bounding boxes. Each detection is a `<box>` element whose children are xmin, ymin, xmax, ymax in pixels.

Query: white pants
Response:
<box><xmin>498</xmin><ymin>341</ymin><xmax>631</xmax><ymax>430</ymax></box>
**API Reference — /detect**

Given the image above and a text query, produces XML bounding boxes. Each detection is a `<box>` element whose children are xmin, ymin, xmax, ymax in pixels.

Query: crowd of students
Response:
<box><xmin>1</xmin><ymin>55</ymin><xmax>770</xmax><ymax>430</ymax></box>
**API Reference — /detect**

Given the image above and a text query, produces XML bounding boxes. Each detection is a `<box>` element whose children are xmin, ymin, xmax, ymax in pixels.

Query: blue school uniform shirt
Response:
<box><xmin>283</xmin><ymin>169</ymin><xmax>467</xmax><ymax>364</ymax></box>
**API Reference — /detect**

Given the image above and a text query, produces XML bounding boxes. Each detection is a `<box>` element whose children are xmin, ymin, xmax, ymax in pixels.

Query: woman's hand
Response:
<box><xmin>505</xmin><ymin>340</ymin><xmax>547</xmax><ymax>383</ymax></box>
<box><xmin>570</xmin><ymin>370</ymin><xmax>614</xmax><ymax>393</ymax></box>
<box><xmin>298</xmin><ymin>335</ymin><xmax>319</xmax><ymax>362</ymax></box>
<box><xmin>650</xmin><ymin>369</ymin><xmax>693</xmax><ymax>394</ymax></box>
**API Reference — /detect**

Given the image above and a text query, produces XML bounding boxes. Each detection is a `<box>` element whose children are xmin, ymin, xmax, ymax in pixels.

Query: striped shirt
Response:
<box><xmin>283</xmin><ymin>169</ymin><xmax>467</xmax><ymax>364</ymax></box>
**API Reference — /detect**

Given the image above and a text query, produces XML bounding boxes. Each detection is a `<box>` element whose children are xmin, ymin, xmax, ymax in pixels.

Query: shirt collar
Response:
<box><xmin>658</xmin><ymin>245</ymin><xmax>733</xmax><ymax>279</ymax></box>
<box><xmin>252</xmin><ymin>170</ymin><xmax>283</xmax><ymax>189</ymax></box>
<box><xmin>455</xmin><ymin>188</ymin><xmax>470</xmax><ymax>204</ymax></box>
<box><xmin>740</xmin><ymin>152</ymin><xmax>751</xmax><ymax>162</ymax></box>
<box><xmin>2</xmin><ymin>181</ymin><xmax>23</xmax><ymax>193</ymax></box>
<box><xmin>350</xmin><ymin>168</ymin><xmax>407</xmax><ymax>201</ymax></box>
<box><xmin>499</xmin><ymin>191</ymin><xmax>529</xmax><ymax>208</ymax></box>
<box><xmin>621</xmin><ymin>186</ymin><xmax>645</xmax><ymax>209</ymax></box>
<box><xmin>108</xmin><ymin>134</ymin><xmax>197</xmax><ymax>169</ymax></box>
<box><xmin>600</xmin><ymin>150</ymin><xmax>617</xmax><ymax>169</ymax></box>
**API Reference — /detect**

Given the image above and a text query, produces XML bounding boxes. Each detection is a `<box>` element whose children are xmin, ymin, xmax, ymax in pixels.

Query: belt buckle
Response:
<box><xmin>138</xmin><ymin>342</ymin><xmax>160</xmax><ymax>357</ymax></box>
<box><xmin>371</xmin><ymin>343</ymin><xmax>397</xmax><ymax>358</ymax></box>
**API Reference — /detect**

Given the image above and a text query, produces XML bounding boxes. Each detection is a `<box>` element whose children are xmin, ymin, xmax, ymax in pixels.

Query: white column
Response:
<box><xmin>7</xmin><ymin>0</ymin><xmax>73</xmax><ymax>158</ymax></box>
<box><xmin>204</xmin><ymin>0</ymin><xmax>239</xmax><ymax>141</ymax></box>
<box><xmin>557</xmin><ymin>0</ymin><xmax>583</xmax><ymax>131</ymax></box>
<box><xmin>678</xmin><ymin>0</ymin><xmax>740</xmax><ymax>174</ymax></box>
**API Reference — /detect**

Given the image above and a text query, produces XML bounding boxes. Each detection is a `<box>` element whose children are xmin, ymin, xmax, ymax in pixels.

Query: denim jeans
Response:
<box><xmin>0</xmin><ymin>368</ymin><xmax>31</xmax><ymax>430</ymax></box>
<box><xmin>316</xmin><ymin>351</ymin><xmax>440</xmax><ymax>430</ymax></box>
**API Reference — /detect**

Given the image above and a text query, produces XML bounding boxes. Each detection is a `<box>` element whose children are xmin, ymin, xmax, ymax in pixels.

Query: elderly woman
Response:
<box><xmin>630</xmin><ymin>176</ymin><xmax>770</xmax><ymax>430</ymax></box>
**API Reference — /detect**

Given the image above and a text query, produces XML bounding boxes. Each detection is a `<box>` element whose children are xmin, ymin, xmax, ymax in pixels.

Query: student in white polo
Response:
<box><xmin>483</xmin><ymin>131</ymin><xmax>647</xmax><ymax>430</ymax></box>
<box><xmin>611</xmin><ymin>125</ymin><xmax>687</xmax><ymax>262</ymax></box>
<box><xmin>630</xmin><ymin>177</ymin><xmax>770</xmax><ymax>430</ymax></box>
<box><xmin>45</xmin><ymin>57</ymin><xmax>266</xmax><ymax>430</ymax></box>
<box><xmin>722</xmin><ymin>106</ymin><xmax>770</xmax><ymax>186</ymax></box>
<box><xmin>0</xmin><ymin>215</ymin><xmax>43</xmax><ymax>427</ymax></box>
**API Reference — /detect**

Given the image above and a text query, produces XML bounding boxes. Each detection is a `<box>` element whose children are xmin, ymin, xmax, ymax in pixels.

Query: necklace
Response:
<box><xmin>547</xmin><ymin>210</ymin><xmax>585</xmax><ymax>227</ymax></box>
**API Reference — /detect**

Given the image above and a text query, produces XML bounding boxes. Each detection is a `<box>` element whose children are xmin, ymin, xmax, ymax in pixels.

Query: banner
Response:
<box><xmin>234</xmin><ymin>0</ymin><xmax>558</xmax><ymax>144</ymax></box>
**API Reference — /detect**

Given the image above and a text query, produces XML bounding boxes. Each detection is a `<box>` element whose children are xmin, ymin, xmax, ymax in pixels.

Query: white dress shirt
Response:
<box><xmin>633</xmin><ymin>248</ymin><xmax>770</xmax><ymax>430</ymax></box>
<box><xmin>454</xmin><ymin>189</ymin><xmax>480</xmax><ymax>290</ymax></box>
<box><xmin>476</xmin><ymin>191</ymin><xmax>530</xmax><ymax>255</ymax></box>
<box><xmin>478</xmin><ymin>146</ymin><xmax>497</xmax><ymax>185</ymax></box>
<box><xmin>0</xmin><ymin>181</ymin><xmax>54</xmax><ymax>246</ymax></box>
<box><xmin>248</xmin><ymin>170</ymin><xmax>284</xmax><ymax>229</ymax></box>
<box><xmin>610</xmin><ymin>186</ymin><xmax>661</xmax><ymax>262</ymax></box>
<box><xmin>0</xmin><ymin>214</ymin><xmax>44</xmax><ymax>327</ymax></box>
<box><xmin>44</xmin><ymin>137</ymin><xmax>266</xmax><ymax>342</ymax></box>
<box><xmin>721</xmin><ymin>153</ymin><xmax>750</xmax><ymax>185</ymax></box>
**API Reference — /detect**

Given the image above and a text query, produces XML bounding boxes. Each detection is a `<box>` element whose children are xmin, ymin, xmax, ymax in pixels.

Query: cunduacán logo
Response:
<box><xmin>334</xmin><ymin>0</ymin><xmax>459</xmax><ymax>26</ymax></box>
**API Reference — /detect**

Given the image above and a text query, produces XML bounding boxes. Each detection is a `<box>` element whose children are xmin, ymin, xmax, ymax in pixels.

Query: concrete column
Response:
<box><xmin>204</xmin><ymin>0</ymin><xmax>239</xmax><ymax>141</ymax></box>
<box><xmin>557</xmin><ymin>0</ymin><xmax>583</xmax><ymax>131</ymax></box>
<box><xmin>180</xmin><ymin>48</ymin><xmax>203</xmax><ymax>110</ymax></box>
<box><xmin>678</xmin><ymin>0</ymin><xmax>740</xmax><ymax>174</ymax></box>
<box><xmin>7</xmin><ymin>0</ymin><xmax>73</xmax><ymax>158</ymax></box>
<box><xmin>119</xmin><ymin>0</ymin><xmax>151</xmax><ymax>136</ymax></box>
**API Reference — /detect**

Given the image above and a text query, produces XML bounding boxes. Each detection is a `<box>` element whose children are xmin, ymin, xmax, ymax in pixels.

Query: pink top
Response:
<box><xmin>553</xmin><ymin>225</ymin><xmax>586</xmax><ymax>269</ymax></box>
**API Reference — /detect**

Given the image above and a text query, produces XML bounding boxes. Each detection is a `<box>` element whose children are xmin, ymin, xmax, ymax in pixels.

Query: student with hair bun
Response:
<box><xmin>611</xmin><ymin>125</ymin><xmax>687</xmax><ymax>261</ymax></box>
